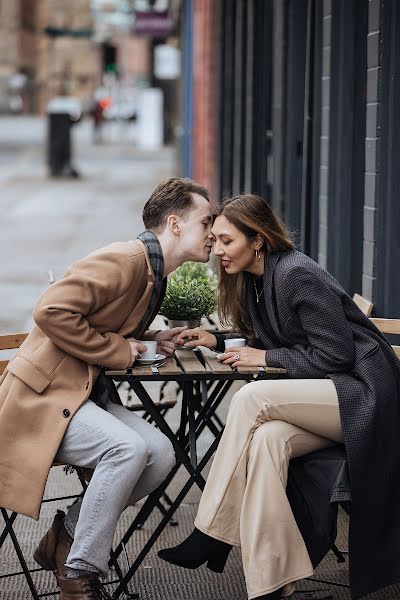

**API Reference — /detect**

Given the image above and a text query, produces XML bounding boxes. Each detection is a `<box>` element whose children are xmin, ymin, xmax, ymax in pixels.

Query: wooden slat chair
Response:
<box><xmin>0</xmin><ymin>332</ymin><xmax>28</xmax><ymax>375</ymax></box>
<box><xmin>370</xmin><ymin>318</ymin><xmax>400</xmax><ymax>357</ymax></box>
<box><xmin>353</xmin><ymin>292</ymin><xmax>399</xmax><ymax>358</ymax></box>
<box><xmin>352</xmin><ymin>292</ymin><xmax>373</xmax><ymax>317</ymax></box>
<box><xmin>0</xmin><ymin>333</ymin><xmax>93</xmax><ymax>600</ymax></box>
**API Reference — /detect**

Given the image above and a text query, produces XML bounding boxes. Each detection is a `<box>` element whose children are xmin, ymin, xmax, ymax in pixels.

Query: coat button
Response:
<box><xmin>63</xmin><ymin>409</ymin><xmax>71</xmax><ymax>418</ymax></box>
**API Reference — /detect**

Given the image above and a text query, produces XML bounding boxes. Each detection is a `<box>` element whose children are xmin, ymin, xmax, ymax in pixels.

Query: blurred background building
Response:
<box><xmin>181</xmin><ymin>0</ymin><xmax>400</xmax><ymax>318</ymax></box>
<box><xmin>0</xmin><ymin>0</ymin><xmax>97</xmax><ymax>114</ymax></box>
<box><xmin>0</xmin><ymin>0</ymin><xmax>179</xmax><ymax>133</ymax></box>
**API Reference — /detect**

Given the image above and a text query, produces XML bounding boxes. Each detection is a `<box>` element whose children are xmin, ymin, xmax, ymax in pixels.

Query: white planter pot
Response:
<box><xmin>167</xmin><ymin>319</ymin><xmax>201</xmax><ymax>329</ymax></box>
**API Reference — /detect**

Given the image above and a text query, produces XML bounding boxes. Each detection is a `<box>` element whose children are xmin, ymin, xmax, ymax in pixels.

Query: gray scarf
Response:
<box><xmin>134</xmin><ymin>230</ymin><xmax>167</xmax><ymax>338</ymax></box>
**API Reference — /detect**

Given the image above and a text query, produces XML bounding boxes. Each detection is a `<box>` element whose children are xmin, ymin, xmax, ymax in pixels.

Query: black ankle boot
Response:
<box><xmin>158</xmin><ymin>528</ymin><xmax>232</xmax><ymax>573</ymax></box>
<box><xmin>255</xmin><ymin>588</ymin><xmax>282</xmax><ymax>600</ymax></box>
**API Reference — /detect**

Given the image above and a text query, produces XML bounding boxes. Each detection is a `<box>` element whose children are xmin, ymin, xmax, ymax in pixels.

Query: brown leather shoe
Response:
<box><xmin>58</xmin><ymin>574</ymin><xmax>110</xmax><ymax>599</ymax></box>
<box><xmin>33</xmin><ymin>510</ymin><xmax>73</xmax><ymax>578</ymax></box>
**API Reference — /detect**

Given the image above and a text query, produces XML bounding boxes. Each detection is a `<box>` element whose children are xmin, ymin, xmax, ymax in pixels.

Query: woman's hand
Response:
<box><xmin>218</xmin><ymin>347</ymin><xmax>266</xmax><ymax>368</ymax></box>
<box><xmin>175</xmin><ymin>327</ymin><xmax>218</xmax><ymax>349</ymax></box>
<box><xmin>154</xmin><ymin>327</ymin><xmax>189</xmax><ymax>355</ymax></box>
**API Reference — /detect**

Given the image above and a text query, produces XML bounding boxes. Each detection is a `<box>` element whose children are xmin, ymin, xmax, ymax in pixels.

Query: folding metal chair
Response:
<box><xmin>0</xmin><ymin>333</ymin><xmax>135</xmax><ymax>599</ymax></box>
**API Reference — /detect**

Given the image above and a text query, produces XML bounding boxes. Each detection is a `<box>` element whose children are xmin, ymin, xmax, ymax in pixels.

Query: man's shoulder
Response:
<box><xmin>90</xmin><ymin>240</ymin><xmax>145</xmax><ymax>261</ymax></box>
<box><xmin>65</xmin><ymin>240</ymin><xmax>147</xmax><ymax>278</ymax></box>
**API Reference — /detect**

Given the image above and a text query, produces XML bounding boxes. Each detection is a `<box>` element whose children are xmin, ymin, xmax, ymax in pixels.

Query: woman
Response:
<box><xmin>159</xmin><ymin>195</ymin><xmax>400</xmax><ymax>600</ymax></box>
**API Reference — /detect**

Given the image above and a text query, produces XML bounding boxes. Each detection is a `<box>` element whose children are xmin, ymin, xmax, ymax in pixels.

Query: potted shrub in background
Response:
<box><xmin>160</xmin><ymin>262</ymin><xmax>216</xmax><ymax>328</ymax></box>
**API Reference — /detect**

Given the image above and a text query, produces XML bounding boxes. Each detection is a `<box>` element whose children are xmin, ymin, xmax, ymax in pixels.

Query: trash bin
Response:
<box><xmin>137</xmin><ymin>88</ymin><xmax>163</xmax><ymax>150</ymax></box>
<box><xmin>47</xmin><ymin>97</ymin><xmax>81</xmax><ymax>177</ymax></box>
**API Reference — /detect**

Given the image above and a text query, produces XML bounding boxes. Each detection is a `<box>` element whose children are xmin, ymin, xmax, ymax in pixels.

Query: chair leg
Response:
<box><xmin>1</xmin><ymin>468</ymin><xmax>91</xmax><ymax>599</ymax></box>
<box><xmin>331</xmin><ymin>542</ymin><xmax>346</xmax><ymax>563</ymax></box>
<box><xmin>1</xmin><ymin>508</ymin><xmax>41</xmax><ymax>600</ymax></box>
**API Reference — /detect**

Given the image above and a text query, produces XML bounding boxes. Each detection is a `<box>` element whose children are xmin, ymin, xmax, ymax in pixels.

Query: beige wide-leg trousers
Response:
<box><xmin>195</xmin><ymin>378</ymin><xmax>343</xmax><ymax>599</ymax></box>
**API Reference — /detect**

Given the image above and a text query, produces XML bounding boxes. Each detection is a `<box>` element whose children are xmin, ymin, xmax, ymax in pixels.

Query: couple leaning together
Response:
<box><xmin>1</xmin><ymin>177</ymin><xmax>400</xmax><ymax>600</ymax></box>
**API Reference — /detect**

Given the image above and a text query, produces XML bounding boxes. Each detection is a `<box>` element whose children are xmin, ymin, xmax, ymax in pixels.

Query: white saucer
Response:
<box><xmin>136</xmin><ymin>354</ymin><xmax>166</xmax><ymax>365</ymax></box>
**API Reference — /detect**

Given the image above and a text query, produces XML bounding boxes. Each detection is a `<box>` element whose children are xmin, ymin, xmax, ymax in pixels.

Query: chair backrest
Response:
<box><xmin>352</xmin><ymin>293</ymin><xmax>399</xmax><ymax>357</ymax></box>
<box><xmin>370</xmin><ymin>318</ymin><xmax>400</xmax><ymax>358</ymax></box>
<box><xmin>353</xmin><ymin>293</ymin><xmax>373</xmax><ymax>317</ymax></box>
<box><xmin>0</xmin><ymin>333</ymin><xmax>28</xmax><ymax>375</ymax></box>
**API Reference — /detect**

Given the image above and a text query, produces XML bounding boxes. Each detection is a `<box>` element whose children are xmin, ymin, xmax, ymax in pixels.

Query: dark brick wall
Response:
<box><xmin>317</xmin><ymin>0</ymin><xmax>332</xmax><ymax>268</ymax></box>
<box><xmin>316</xmin><ymin>0</ymin><xmax>382</xmax><ymax>301</ymax></box>
<box><xmin>362</xmin><ymin>0</ymin><xmax>381</xmax><ymax>301</ymax></box>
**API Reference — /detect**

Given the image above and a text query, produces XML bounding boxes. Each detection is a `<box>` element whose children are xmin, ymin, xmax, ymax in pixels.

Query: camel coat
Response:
<box><xmin>0</xmin><ymin>240</ymin><xmax>155</xmax><ymax>520</ymax></box>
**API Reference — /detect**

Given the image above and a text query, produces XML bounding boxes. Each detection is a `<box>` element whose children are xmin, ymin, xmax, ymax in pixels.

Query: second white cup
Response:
<box><xmin>139</xmin><ymin>340</ymin><xmax>157</xmax><ymax>360</ymax></box>
<box><xmin>224</xmin><ymin>337</ymin><xmax>246</xmax><ymax>350</ymax></box>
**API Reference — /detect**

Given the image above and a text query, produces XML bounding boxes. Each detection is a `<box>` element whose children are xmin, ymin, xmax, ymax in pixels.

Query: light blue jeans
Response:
<box><xmin>55</xmin><ymin>398</ymin><xmax>176</xmax><ymax>576</ymax></box>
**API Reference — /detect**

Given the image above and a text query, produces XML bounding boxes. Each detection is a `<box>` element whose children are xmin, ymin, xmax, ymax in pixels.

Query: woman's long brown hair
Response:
<box><xmin>215</xmin><ymin>194</ymin><xmax>294</xmax><ymax>341</ymax></box>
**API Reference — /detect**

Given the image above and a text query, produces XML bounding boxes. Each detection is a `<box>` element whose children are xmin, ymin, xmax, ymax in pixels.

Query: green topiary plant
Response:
<box><xmin>174</xmin><ymin>261</ymin><xmax>217</xmax><ymax>288</ymax></box>
<box><xmin>160</xmin><ymin>262</ymin><xmax>216</xmax><ymax>322</ymax></box>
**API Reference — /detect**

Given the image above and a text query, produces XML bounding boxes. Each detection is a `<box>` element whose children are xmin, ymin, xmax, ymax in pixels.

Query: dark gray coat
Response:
<box><xmin>246</xmin><ymin>249</ymin><xmax>400</xmax><ymax>599</ymax></box>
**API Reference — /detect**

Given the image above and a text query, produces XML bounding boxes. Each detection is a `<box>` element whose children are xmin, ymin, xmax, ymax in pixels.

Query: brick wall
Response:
<box><xmin>0</xmin><ymin>0</ymin><xmax>19</xmax><ymax>73</ymax></box>
<box><xmin>362</xmin><ymin>0</ymin><xmax>380</xmax><ymax>301</ymax></box>
<box><xmin>317</xmin><ymin>0</ymin><xmax>332</xmax><ymax>269</ymax></box>
<box><xmin>192</xmin><ymin>0</ymin><xmax>220</xmax><ymax>206</ymax></box>
<box><xmin>0</xmin><ymin>0</ymin><xmax>100</xmax><ymax>114</ymax></box>
<box><xmin>34</xmin><ymin>0</ymin><xmax>99</xmax><ymax>114</ymax></box>
<box><xmin>118</xmin><ymin>36</ymin><xmax>151</xmax><ymax>78</ymax></box>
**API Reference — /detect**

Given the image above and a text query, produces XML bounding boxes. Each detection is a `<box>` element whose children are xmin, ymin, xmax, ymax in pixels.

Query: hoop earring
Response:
<box><xmin>255</xmin><ymin>248</ymin><xmax>261</xmax><ymax>262</ymax></box>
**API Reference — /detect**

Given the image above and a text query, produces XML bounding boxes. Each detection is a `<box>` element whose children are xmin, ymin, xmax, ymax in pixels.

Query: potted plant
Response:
<box><xmin>160</xmin><ymin>262</ymin><xmax>217</xmax><ymax>328</ymax></box>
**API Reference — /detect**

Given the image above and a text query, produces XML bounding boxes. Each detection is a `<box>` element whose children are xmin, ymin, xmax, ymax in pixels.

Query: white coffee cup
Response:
<box><xmin>224</xmin><ymin>337</ymin><xmax>246</xmax><ymax>350</ymax></box>
<box><xmin>139</xmin><ymin>340</ymin><xmax>157</xmax><ymax>360</ymax></box>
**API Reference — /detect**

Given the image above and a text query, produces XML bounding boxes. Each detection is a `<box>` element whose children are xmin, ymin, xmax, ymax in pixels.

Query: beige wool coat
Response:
<box><xmin>0</xmin><ymin>240</ymin><xmax>156</xmax><ymax>519</ymax></box>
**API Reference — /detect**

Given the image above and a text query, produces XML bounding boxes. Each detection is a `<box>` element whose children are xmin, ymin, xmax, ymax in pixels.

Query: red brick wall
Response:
<box><xmin>192</xmin><ymin>0</ymin><xmax>220</xmax><ymax>207</ymax></box>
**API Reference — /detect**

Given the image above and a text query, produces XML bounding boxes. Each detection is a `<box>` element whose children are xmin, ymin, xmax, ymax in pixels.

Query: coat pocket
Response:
<box><xmin>7</xmin><ymin>355</ymin><xmax>51</xmax><ymax>394</ymax></box>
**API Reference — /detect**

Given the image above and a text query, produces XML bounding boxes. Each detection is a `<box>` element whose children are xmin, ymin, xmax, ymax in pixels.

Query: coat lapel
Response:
<box><xmin>262</xmin><ymin>250</ymin><xmax>281</xmax><ymax>336</ymax></box>
<box><xmin>117</xmin><ymin>240</ymin><xmax>155</xmax><ymax>338</ymax></box>
<box><xmin>246</xmin><ymin>276</ymin><xmax>274</xmax><ymax>348</ymax></box>
<box><xmin>264</xmin><ymin>250</ymin><xmax>295</xmax><ymax>346</ymax></box>
<box><xmin>247</xmin><ymin>250</ymin><xmax>292</xmax><ymax>348</ymax></box>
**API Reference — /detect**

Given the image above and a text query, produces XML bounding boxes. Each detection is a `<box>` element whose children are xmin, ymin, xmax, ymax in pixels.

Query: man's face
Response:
<box><xmin>178</xmin><ymin>193</ymin><xmax>213</xmax><ymax>262</ymax></box>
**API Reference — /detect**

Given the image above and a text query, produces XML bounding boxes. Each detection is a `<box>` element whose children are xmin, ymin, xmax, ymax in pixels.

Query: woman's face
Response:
<box><xmin>211</xmin><ymin>215</ymin><xmax>260</xmax><ymax>274</ymax></box>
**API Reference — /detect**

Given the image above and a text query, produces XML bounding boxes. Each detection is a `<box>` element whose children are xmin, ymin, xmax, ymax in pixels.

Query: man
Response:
<box><xmin>0</xmin><ymin>177</ymin><xmax>213</xmax><ymax>599</ymax></box>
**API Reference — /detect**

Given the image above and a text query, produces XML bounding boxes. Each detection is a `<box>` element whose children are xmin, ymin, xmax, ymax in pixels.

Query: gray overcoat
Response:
<box><xmin>245</xmin><ymin>249</ymin><xmax>400</xmax><ymax>599</ymax></box>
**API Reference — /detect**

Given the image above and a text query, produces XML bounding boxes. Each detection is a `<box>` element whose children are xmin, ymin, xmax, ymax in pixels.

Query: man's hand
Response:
<box><xmin>218</xmin><ymin>347</ymin><xmax>267</xmax><ymax>368</ymax></box>
<box><xmin>127</xmin><ymin>339</ymin><xmax>148</xmax><ymax>365</ymax></box>
<box><xmin>175</xmin><ymin>327</ymin><xmax>217</xmax><ymax>349</ymax></box>
<box><xmin>154</xmin><ymin>327</ymin><xmax>189</xmax><ymax>355</ymax></box>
